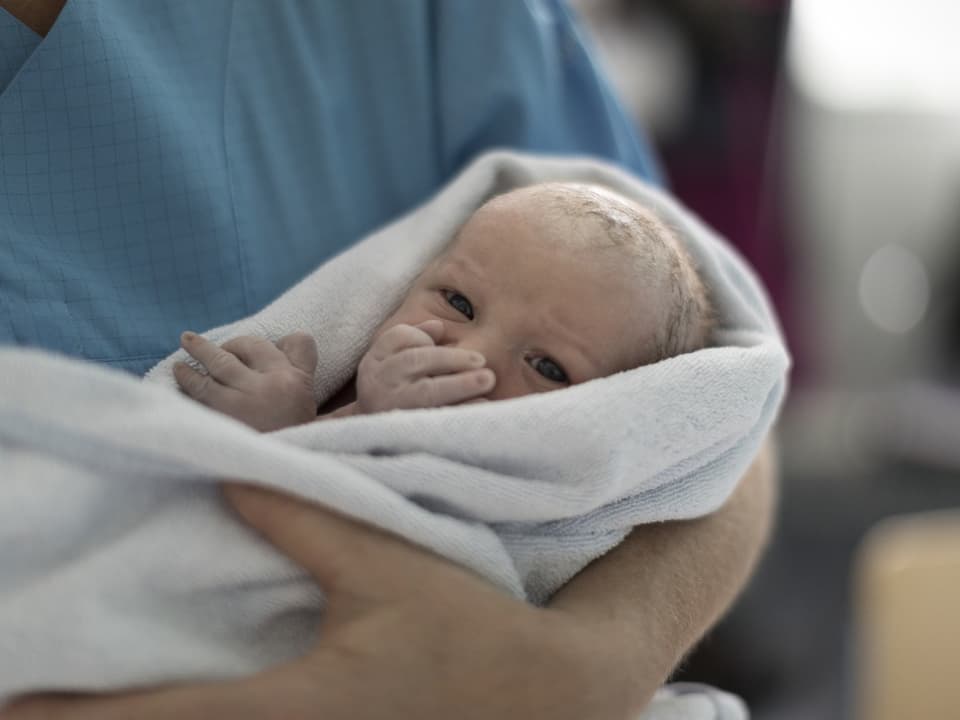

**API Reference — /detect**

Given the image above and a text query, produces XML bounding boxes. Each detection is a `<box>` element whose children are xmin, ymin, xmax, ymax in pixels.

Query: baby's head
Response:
<box><xmin>375</xmin><ymin>182</ymin><xmax>714</xmax><ymax>401</ymax></box>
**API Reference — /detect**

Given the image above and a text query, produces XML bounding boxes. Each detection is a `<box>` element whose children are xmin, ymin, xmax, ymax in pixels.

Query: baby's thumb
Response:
<box><xmin>415</xmin><ymin>319</ymin><xmax>445</xmax><ymax>345</ymax></box>
<box><xmin>276</xmin><ymin>331</ymin><xmax>318</xmax><ymax>374</ymax></box>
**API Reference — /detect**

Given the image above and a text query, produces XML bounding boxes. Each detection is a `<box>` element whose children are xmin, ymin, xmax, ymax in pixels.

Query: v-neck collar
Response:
<box><xmin>0</xmin><ymin>5</ymin><xmax>41</xmax><ymax>92</ymax></box>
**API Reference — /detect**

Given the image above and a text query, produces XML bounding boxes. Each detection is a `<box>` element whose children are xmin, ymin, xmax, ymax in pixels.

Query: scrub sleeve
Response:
<box><xmin>0</xmin><ymin>0</ymin><xmax>662</xmax><ymax>374</ymax></box>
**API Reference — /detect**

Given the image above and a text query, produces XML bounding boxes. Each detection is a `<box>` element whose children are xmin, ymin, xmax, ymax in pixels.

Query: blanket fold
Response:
<box><xmin>0</xmin><ymin>151</ymin><xmax>788</xmax><ymax>708</ymax></box>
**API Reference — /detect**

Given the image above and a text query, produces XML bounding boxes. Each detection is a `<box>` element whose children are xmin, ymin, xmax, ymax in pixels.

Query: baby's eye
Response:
<box><xmin>531</xmin><ymin>357</ymin><xmax>568</xmax><ymax>384</ymax></box>
<box><xmin>443</xmin><ymin>290</ymin><xmax>474</xmax><ymax>320</ymax></box>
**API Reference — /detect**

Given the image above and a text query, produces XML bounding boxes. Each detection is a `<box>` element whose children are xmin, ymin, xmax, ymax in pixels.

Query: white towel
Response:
<box><xmin>0</xmin><ymin>151</ymin><xmax>788</xmax><ymax>704</ymax></box>
<box><xmin>642</xmin><ymin>684</ymin><xmax>750</xmax><ymax>720</ymax></box>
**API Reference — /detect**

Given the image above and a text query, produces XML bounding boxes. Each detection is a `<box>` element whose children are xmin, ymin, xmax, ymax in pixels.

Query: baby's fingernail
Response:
<box><xmin>477</xmin><ymin>370</ymin><xmax>495</xmax><ymax>387</ymax></box>
<box><xmin>181</xmin><ymin>331</ymin><xmax>196</xmax><ymax>342</ymax></box>
<box><xmin>468</xmin><ymin>353</ymin><xmax>485</xmax><ymax>366</ymax></box>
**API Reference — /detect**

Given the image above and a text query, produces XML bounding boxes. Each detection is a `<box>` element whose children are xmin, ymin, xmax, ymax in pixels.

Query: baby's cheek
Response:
<box><xmin>484</xmin><ymin>371</ymin><xmax>528</xmax><ymax>402</ymax></box>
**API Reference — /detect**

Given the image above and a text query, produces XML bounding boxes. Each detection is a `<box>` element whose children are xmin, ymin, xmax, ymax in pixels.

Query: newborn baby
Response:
<box><xmin>174</xmin><ymin>182</ymin><xmax>714</xmax><ymax>429</ymax></box>
<box><xmin>0</xmin><ymin>165</ymin><xmax>784</xmax><ymax>710</ymax></box>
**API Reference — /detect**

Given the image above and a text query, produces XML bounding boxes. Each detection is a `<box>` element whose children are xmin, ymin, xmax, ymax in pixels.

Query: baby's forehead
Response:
<box><xmin>432</xmin><ymin>248</ymin><xmax>485</xmax><ymax>281</ymax></box>
<box><xmin>445</xmin><ymin>187</ymin><xmax>672</xmax><ymax>284</ymax></box>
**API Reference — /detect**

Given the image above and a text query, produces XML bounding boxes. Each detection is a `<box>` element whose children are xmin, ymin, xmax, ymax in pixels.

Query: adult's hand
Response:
<box><xmin>3</xmin><ymin>484</ymin><xmax>630</xmax><ymax>720</ymax></box>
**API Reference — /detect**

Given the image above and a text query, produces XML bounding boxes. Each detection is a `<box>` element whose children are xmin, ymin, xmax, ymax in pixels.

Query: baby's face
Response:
<box><xmin>371</xmin><ymin>194</ymin><xmax>663</xmax><ymax>402</ymax></box>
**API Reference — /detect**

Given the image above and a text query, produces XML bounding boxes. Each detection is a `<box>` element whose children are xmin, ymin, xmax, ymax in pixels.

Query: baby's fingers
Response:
<box><xmin>174</xmin><ymin>361</ymin><xmax>238</xmax><ymax>409</ymax></box>
<box><xmin>414</xmin><ymin>368</ymin><xmax>496</xmax><ymax>408</ymax></box>
<box><xmin>396</xmin><ymin>346</ymin><xmax>486</xmax><ymax>379</ymax></box>
<box><xmin>369</xmin><ymin>323</ymin><xmax>438</xmax><ymax>361</ymax></box>
<box><xmin>276</xmin><ymin>332</ymin><xmax>318</xmax><ymax>374</ymax></box>
<box><xmin>221</xmin><ymin>335</ymin><xmax>287</xmax><ymax>372</ymax></box>
<box><xmin>180</xmin><ymin>332</ymin><xmax>250</xmax><ymax>387</ymax></box>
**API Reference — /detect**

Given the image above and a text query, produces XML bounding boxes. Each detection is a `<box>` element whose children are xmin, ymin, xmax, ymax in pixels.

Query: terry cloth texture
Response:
<box><xmin>640</xmin><ymin>683</ymin><xmax>750</xmax><ymax>720</ymax></box>
<box><xmin>0</xmin><ymin>151</ymin><xmax>788</xmax><ymax>704</ymax></box>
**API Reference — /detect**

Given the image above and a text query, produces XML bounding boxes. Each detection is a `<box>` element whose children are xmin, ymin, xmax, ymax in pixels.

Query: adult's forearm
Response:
<box><xmin>3</xmin><ymin>442</ymin><xmax>777</xmax><ymax>720</ymax></box>
<box><xmin>548</xmin><ymin>436</ymin><xmax>778</xmax><ymax>713</ymax></box>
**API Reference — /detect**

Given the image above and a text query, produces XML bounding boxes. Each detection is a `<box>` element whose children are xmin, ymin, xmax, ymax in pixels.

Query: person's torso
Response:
<box><xmin>0</xmin><ymin>0</ymin><xmax>448</xmax><ymax>373</ymax></box>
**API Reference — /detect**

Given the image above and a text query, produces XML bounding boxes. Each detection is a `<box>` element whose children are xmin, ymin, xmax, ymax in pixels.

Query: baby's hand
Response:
<box><xmin>356</xmin><ymin>320</ymin><xmax>495</xmax><ymax>413</ymax></box>
<box><xmin>174</xmin><ymin>331</ymin><xmax>318</xmax><ymax>432</ymax></box>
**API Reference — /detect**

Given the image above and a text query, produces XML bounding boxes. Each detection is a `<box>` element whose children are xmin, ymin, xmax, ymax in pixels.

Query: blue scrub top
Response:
<box><xmin>0</xmin><ymin>0</ymin><xmax>662</xmax><ymax>374</ymax></box>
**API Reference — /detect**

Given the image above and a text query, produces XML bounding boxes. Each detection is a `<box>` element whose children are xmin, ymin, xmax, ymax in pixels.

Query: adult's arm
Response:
<box><xmin>3</xmin><ymin>438</ymin><xmax>776</xmax><ymax>720</ymax></box>
<box><xmin>549</xmin><ymin>437</ymin><xmax>778</xmax><ymax>710</ymax></box>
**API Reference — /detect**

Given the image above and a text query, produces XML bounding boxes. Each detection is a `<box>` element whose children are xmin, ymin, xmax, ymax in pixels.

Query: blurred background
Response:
<box><xmin>570</xmin><ymin>0</ymin><xmax>960</xmax><ymax>718</ymax></box>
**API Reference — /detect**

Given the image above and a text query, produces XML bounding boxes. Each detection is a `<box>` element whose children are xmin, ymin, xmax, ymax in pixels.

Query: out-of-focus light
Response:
<box><xmin>788</xmin><ymin>0</ymin><xmax>960</xmax><ymax>112</ymax></box>
<box><xmin>858</xmin><ymin>244</ymin><xmax>930</xmax><ymax>334</ymax></box>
